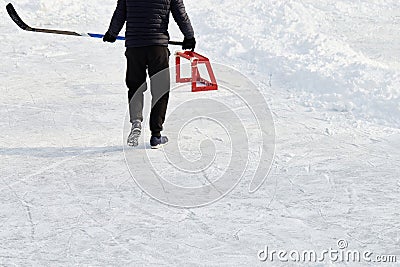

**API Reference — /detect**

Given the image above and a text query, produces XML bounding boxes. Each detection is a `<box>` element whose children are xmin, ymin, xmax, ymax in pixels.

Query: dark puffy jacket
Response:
<box><xmin>107</xmin><ymin>0</ymin><xmax>194</xmax><ymax>47</ymax></box>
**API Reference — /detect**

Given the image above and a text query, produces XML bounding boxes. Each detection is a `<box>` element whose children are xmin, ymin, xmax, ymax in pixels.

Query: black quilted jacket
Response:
<box><xmin>107</xmin><ymin>0</ymin><xmax>194</xmax><ymax>47</ymax></box>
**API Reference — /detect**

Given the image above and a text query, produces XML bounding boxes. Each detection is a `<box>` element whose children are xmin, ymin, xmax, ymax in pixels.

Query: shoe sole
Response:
<box><xmin>151</xmin><ymin>142</ymin><xmax>168</xmax><ymax>149</ymax></box>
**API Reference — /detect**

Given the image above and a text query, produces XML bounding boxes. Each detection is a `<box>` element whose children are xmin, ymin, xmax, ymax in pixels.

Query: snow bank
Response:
<box><xmin>184</xmin><ymin>0</ymin><xmax>400</xmax><ymax>128</ymax></box>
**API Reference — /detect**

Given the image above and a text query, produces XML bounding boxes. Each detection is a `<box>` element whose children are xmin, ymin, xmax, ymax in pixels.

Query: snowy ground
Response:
<box><xmin>1</xmin><ymin>0</ymin><xmax>399</xmax><ymax>266</ymax></box>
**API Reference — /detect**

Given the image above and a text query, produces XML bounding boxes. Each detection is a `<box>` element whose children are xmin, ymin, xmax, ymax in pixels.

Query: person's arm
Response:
<box><xmin>171</xmin><ymin>0</ymin><xmax>194</xmax><ymax>39</ymax></box>
<box><xmin>104</xmin><ymin>0</ymin><xmax>126</xmax><ymax>42</ymax></box>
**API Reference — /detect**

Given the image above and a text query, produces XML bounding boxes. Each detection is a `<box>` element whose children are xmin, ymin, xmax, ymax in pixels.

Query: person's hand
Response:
<box><xmin>103</xmin><ymin>31</ymin><xmax>117</xmax><ymax>43</ymax></box>
<box><xmin>182</xmin><ymin>37</ymin><xmax>196</xmax><ymax>51</ymax></box>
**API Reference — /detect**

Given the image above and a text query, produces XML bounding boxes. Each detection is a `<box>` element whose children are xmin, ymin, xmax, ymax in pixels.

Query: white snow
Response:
<box><xmin>1</xmin><ymin>0</ymin><xmax>399</xmax><ymax>266</ymax></box>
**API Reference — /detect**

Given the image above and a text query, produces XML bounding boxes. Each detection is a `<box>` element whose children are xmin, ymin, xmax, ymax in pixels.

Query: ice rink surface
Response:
<box><xmin>0</xmin><ymin>0</ymin><xmax>399</xmax><ymax>265</ymax></box>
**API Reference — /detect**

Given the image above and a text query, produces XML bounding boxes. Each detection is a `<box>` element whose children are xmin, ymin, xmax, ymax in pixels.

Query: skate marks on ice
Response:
<box><xmin>123</xmin><ymin>63</ymin><xmax>275</xmax><ymax>207</ymax></box>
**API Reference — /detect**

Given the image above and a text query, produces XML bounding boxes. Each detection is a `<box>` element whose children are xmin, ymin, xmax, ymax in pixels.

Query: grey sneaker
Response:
<box><xmin>127</xmin><ymin>120</ymin><xmax>141</xmax><ymax>147</ymax></box>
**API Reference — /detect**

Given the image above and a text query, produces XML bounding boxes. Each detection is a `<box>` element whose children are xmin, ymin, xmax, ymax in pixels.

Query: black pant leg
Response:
<box><xmin>125</xmin><ymin>47</ymin><xmax>148</xmax><ymax>123</ymax></box>
<box><xmin>146</xmin><ymin>46</ymin><xmax>171</xmax><ymax>136</ymax></box>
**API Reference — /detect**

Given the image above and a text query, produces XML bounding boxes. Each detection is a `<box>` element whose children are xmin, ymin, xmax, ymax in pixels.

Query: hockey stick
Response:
<box><xmin>6</xmin><ymin>3</ymin><xmax>183</xmax><ymax>45</ymax></box>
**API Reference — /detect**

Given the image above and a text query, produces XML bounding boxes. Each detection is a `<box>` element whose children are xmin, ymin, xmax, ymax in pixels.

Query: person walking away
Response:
<box><xmin>103</xmin><ymin>0</ymin><xmax>196</xmax><ymax>148</ymax></box>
